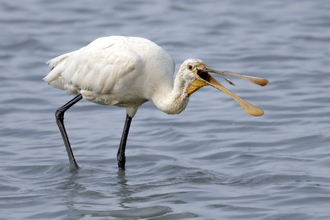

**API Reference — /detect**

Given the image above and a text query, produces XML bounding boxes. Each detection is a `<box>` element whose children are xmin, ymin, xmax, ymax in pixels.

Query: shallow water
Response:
<box><xmin>1</xmin><ymin>0</ymin><xmax>330</xmax><ymax>219</ymax></box>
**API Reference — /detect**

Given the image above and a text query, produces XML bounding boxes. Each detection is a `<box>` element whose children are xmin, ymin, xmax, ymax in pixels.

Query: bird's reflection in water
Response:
<box><xmin>112</xmin><ymin>170</ymin><xmax>174</xmax><ymax>218</ymax></box>
<box><xmin>116</xmin><ymin>169</ymin><xmax>127</xmax><ymax>185</ymax></box>
<box><xmin>115</xmin><ymin>169</ymin><xmax>132</xmax><ymax>208</ymax></box>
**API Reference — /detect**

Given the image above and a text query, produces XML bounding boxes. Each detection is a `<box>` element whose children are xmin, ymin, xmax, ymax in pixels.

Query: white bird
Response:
<box><xmin>44</xmin><ymin>36</ymin><xmax>268</xmax><ymax>170</ymax></box>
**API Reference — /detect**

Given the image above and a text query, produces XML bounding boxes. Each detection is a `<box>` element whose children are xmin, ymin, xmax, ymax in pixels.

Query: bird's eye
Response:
<box><xmin>188</xmin><ymin>65</ymin><xmax>193</xmax><ymax>70</ymax></box>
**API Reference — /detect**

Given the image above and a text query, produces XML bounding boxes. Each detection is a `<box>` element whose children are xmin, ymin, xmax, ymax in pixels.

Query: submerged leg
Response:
<box><xmin>55</xmin><ymin>94</ymin><xmax>83</xmax><ymax>170</ymax></box>
<box><xmin>117</xmin><ymin>114</ymin><xmax>133</xmax><ymax>170</ymax></box>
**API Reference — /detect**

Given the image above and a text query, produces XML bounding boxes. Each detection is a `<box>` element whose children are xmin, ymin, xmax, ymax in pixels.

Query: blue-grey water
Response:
<box><xmin>1</xmin><ymin>0</ymin><xmax>330</xmax><ymax>219</ymax></box>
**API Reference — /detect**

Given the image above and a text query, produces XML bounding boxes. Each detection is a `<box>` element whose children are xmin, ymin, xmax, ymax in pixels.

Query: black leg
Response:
<box><xmin>117</xmin><ymin>114</ymin><xmax>133</xmax><ymax>170</ymax></box>
<box><xmin>55</xmin><ymin>94</ymin><xmax>83</xmax><ymax>170</ymax></box>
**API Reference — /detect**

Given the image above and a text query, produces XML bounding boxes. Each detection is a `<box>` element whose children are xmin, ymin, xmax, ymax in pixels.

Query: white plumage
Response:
<box><xmin>45</xmin><ymin>36</ymin><xmax>179</xmax><ymax>117</ymax></box>
<box><xmin>44</xmin><ymin>36</ymin><xmax>268</xmax><ymax>170</ymax></box>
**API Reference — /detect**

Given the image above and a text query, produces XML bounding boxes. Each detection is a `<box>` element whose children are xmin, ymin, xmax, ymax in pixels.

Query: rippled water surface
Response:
<box><xmin>1</xmin><ymin>0</ymin><xmax>330</xmax><ymax>219</ymax></box>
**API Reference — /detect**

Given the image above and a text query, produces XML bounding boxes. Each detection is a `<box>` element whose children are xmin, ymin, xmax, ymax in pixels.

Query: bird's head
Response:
<box><xmin>180</xmin><ymin>59</ymin><xmax>269</xmax><ymax>116</ymax></box>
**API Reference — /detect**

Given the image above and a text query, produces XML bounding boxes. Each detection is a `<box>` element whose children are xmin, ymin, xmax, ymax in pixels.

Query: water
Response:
<box><xmin>1</xmin><ymin>0</ymin><xmax>330</xmax><ymax>219</ymax></box>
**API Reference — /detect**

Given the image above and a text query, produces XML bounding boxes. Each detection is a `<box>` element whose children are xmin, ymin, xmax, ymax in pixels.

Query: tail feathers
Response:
<box><xmin>44</xmin><ymin>51</ymin><xmax>76</xmax><ymax>84</ymax></box>
<box><xmin>46</xmin><ymin>51</ymin><xmax>75</xmax><ymax>70</ymax></box>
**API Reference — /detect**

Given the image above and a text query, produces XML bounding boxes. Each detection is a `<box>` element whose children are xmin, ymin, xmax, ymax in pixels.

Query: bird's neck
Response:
<box><xmin>151</xmin><ymin>73</ymin><xmax>191</xmax><ymax>115</ymax></box>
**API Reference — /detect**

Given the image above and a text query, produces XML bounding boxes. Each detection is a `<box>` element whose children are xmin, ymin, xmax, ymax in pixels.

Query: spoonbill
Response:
<box><xmin>44</xmin><ymin>36</ymin><xmax>268</xmax><ymax>170</ymax></box>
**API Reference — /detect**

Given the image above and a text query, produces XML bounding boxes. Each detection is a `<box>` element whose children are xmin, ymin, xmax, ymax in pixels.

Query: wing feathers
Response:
<box><xmin>44</xmin><ymin>37</ymin><xmax>142</xmax><ymax>95</ymax></box>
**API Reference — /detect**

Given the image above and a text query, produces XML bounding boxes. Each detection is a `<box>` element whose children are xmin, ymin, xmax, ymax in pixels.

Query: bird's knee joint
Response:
<box><xmin>55</xmin><ymin>108</ymin><xmax>65</xmax><ymax>120</ymax></box>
